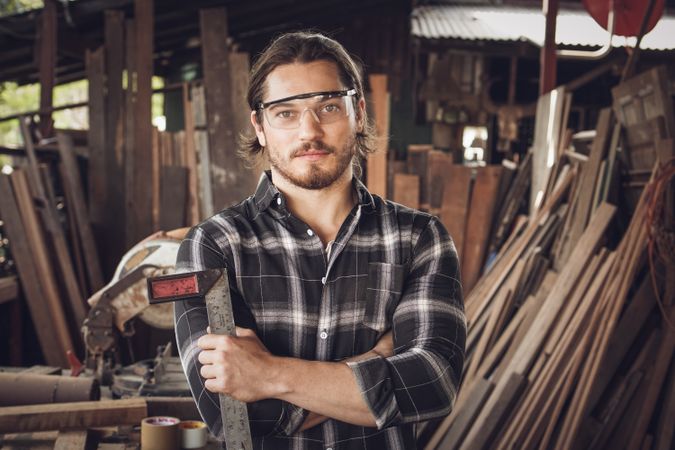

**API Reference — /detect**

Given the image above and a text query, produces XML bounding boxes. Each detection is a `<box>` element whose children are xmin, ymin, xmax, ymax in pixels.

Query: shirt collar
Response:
<box><xmin>253</xmin><ymin>170</ymin><xmax>376</xmax><ymax>213</ymax></box>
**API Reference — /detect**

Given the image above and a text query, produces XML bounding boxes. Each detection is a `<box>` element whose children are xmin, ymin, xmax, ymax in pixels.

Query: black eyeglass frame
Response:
<box><xmin>257</xmin><ymin>88</ymin><xmax>357</xmax><ymax>110</ymax></box>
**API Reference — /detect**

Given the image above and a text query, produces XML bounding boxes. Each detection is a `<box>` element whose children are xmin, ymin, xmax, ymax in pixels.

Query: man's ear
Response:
<box><xmin>356</xmin><ymin>97</ymin><xmax>366</xmax><ymax>132</ymax></box>
<box><xmin>250</xmin><ymin>110</ymin><xmax>267</xmax><ymax>147</ymax></box>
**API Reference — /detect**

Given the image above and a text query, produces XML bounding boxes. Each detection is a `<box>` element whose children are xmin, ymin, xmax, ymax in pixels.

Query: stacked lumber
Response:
<box><xmin>0</xmin><ymin>120</ymin><xmax>106</xmax><ymax>367</ymax></box>
<box><xmin>391</xmin><ymin>145</ymin><xmax>520</xmax><ymax>293</ymax></box>
<box><xmin>422</xmin><ymin>65</ymin><xmax>675</xmax><ymax>449</ymax></box>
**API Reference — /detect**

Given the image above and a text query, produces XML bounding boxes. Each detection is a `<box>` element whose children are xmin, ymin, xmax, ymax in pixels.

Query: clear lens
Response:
<box><xmin>263</xmin><ymin>95</ymin><xmax>352</xmax><ymax>129</ymax></box>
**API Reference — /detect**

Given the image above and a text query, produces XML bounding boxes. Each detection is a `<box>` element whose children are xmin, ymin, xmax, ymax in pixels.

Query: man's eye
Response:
<box><xmin>321</xmin><ymin>104</ymin><xmax>341</xmax><ymax>114</ymax></box>
<box><xmin>275</xmin><ymin>110</ymin><xmax>296</xmax><ymax>119</ymax></box>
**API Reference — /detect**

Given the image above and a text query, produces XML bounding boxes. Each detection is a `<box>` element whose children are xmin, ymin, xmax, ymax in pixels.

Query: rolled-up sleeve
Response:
<box><xmin>173</xmin><ymin>226</ymin><xmax>308</xmax><ymax>439</ymax></box>
<box><xmin>346</xmin><ymin>217</ymin><xmax>466</xmax><ymax>429</ymax></box>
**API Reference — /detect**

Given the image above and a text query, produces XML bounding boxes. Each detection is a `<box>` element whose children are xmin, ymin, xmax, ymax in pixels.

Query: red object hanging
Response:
<box><xmin>583</xmin><ymin>0</ymin><xmax>665</xmax><ymax>37</ymax></box>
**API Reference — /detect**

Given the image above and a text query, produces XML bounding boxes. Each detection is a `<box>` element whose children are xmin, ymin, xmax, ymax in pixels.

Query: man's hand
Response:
<box><xmin>197</xmin><ymin>327</ymin><xmax>279</xmax><ymax>402</ymax></box>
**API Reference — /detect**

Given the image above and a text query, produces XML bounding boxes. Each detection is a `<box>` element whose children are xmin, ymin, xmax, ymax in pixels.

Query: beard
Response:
<box><xmin>268</xmin><ymin>136</ymin><xmax>356</xmax><ymax>190</ymax></box>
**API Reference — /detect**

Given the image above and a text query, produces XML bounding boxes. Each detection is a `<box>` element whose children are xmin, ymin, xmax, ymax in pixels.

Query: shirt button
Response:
<box><xmin>320</xmin><ymin>330</ymin><xmax>328</xmax><ymax>340</ymax></box>
<box><xmin>321</xmin><ymin>277</ymin><xmax>326</xmax><ymax>285</ymax></box>
<box><xmin>276</xmin><ymin>197</ymin><xmax>282</xmax><ymax>206</ymax></box>
<box><xmin>307</xmin><ymin>229</ymin><xmax>314</xmax><ymax>236</ymax></box>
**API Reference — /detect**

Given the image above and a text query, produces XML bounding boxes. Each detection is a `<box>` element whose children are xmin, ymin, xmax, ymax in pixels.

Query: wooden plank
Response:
<box><xmin>102</xmin><ymin>9</ymin><xmax>127</xmax><ymax>273</ymax></box>
<box><xmin>427</xmin><ymin>150</ymin><xmax>453</xmax><ymax>210</ymax></box>
<box><xmin>0</xmin><ymin>398</ymin><xmax>147</xmax><ymax>433</ymax></box>
<box><xmin>0</xmin><ymin>431</ymin><xmax>58</xmax><ymax>449</ymax></box>
<box><xmin>200</xmin><ymin>7</ymin><xmax>256</xmax><ymax>211</ymax></box>
<box><xmin>367</xmin><ymin>74</ymin><xmax>389</xmax><ymax>198</ymax></box>
<box><xmin>461</xmin><ymin>203</ymin><xmax>616</xmax><ymax>448</ymax></box>
<box><xmin>190</xmin><ymin>83</ymin><xmax>214</xmax><ymax>218</ymax></box>
<box><xmin>439</xmin><ymin>164</ymin><xmax>472</xmax><ymax>267</ymax></box>
<box><xmin>57</xmin><ymin>133</ymin><xmax>104</xmax><ymax>292</ymax></box>
<box><xmin>182</xmin><ymin>83</ymin><xmax>200</xmax><ymax>225</ymax></box>
<box><xmin>430</xmin><ymin>378</ymin><xmax>493</xmax><ymax>450</ymax></box>
<box><xmin>10</xmin><ymin>170</ymin><xmax>75</xmax><ymax>365</ymax></box>
<box><xmin>556</xmin><ymin>108</ymin><xmax>612</xmax><ymax>268</ymax></box>
<box><xmin>86</xmin><ymin>47</ymin><xmax>106</xmax><ymax>225</ymax></box>
<box><xmin>0</xmin><ymin>178</ymin><xmax>68</xmax><ymax>367</ymax></box>
<box><xmin>60</xmin><ymin>162</ymin><xmax>88</xmax><ymax>297</ymax></box>
<box><xmin>461</xmin><ymin>165</ymin><xmax>502</xmax><ymax>293</ymax></box>
<box><xmin>406</xmin><ymin>145</ymin><xmax>432</xmax><ymax>209</ymax></box>
<box><xmin>460</xmin><ymin>372</ymin><xmax>527</xmax><ymax>450</ymax></box>
<box><xmin>19</xmin><ymin>121</ymin><xmax>86</xmax><ymax>331</ymax></box>
<box><xmin>54</xmin><ymin>430</ymin><xmax>92</xmax><ymax>450</ymax></box>
<box><xmin>392</xmin><ymin>173</ymin><xmax>419</xmax><ymax>209</ymax></box>
<box><xmin>488</xmin><ymin>153</ymin><xmax>532</xmax><ymax>255</ymax></box>
<box><xmin>530</xmin><ymin>86</ymin><xmax>565</xmax><ymax>212</ymax></box>
<box><xmin>127</xmin><ymin>0</ymin><xmax>154</xmax><ymax>245</ymax></box>
<box><xmin>625</xmin><ymin>303</ymin><xmax>675</xmax><ymax>449</ymax></box>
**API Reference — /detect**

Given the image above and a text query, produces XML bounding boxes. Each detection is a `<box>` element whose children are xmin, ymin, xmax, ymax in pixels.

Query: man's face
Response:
<box><xmin>251</xmin><ymin>60</ymin><xmax>365</xmax><ymax>190</ymax></box>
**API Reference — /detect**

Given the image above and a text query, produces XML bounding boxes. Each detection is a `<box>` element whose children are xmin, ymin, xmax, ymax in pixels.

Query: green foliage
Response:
<box><xmin>0</xmin><ymin>0</ymin><xmax>43</xmax><ymax>16</ymax></box>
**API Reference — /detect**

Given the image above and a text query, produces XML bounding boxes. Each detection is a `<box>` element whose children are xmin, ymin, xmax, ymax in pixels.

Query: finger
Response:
<box><xmin>207</xmin><ymin>326</ymin><xmax>211</xmax><ymax>334</ymax></box>
<box><xmin>199</xmin><ymin>363</ymin><xmax>218</xmax><ymax>380</ymax></box>
<box><xmin>204</xmin><ymin>378</ymin><xmax>222</xmax><ymax>394</ymax></box>
<box><xmin>198</xmin><ymin>333</ymin><xmax>228</xmax><ymax>350</ymax></box>
<box><xmin>235</xmin><ymin>326</ymin><xmax>256</xmax><ymax>337</ymax></box>
<box><xmin>197</xmin><ymin>349</ymin><xmax>213</xmax><ymax>365</ymax></box>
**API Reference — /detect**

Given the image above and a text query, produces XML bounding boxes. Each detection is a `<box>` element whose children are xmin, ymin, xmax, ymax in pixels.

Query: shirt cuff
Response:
<box><xmin>347</xmin><ymin>355</ymin><xmax>401</xmax><ymax>429</ymax></box>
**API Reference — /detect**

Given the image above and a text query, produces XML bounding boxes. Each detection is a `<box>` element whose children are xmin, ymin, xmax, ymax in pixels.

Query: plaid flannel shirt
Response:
<box><xmin>174</xmin><ymin>172</ymin><xmax>466</xmax><ymax>449</ymax></box>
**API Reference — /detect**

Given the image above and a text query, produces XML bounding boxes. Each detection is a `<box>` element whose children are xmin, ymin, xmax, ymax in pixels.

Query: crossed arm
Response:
<box><xmin>197</xmin><ymin>328</ymin><xmax>394</xmax><ymax>430</ymax></box>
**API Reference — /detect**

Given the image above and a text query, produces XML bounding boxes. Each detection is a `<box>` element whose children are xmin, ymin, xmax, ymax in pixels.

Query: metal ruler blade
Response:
<box><xmin>205</xmin><ymin>271</ymin><xmax>253</xmax><ymax>450</ymax></box>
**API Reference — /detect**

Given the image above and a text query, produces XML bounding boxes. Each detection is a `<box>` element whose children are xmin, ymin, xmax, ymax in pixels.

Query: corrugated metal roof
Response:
<box><xmin>412</xmin><ymin>5</ymin><xmax>675</xmax><ymax>50</ymax></box>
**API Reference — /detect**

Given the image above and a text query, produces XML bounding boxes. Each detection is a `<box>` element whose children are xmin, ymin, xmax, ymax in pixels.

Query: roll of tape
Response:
<box><xmin>179</xmin><ymin>420</ymin><xmax>208</xmax><ymax>449</ymax></box>
<box><xmin>141</xmin><ymin>416</ymin><xmax>180</xmax><ymax>450</ymax></box>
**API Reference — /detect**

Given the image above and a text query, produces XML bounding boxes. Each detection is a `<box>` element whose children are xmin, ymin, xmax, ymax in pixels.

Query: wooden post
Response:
<box><xmin>86</xmin><ymin>47</ymin><xmax>106</xmax><ymax>226</ymax></box>
<box><xmin>200</xmin><ymin>8</ymin><xmax>257</xmax><ymax>211</ymax></box>
<box><xmin>540</xmin><ymin>0</ymin><xmax>558</xmax><ymax>95</ymax></box>
<box><xmin>102</xmin><ymin>9</ymin><xmax>127</xmax><ymax>272</ymax></box>
<box><xmin>38</xmin><ymin>0</ymin><xmax>57</xmax><ymax>138</ymax></box>
<box><xmin>127</xmin><ymin>0</ymin><xmax>154</xmax><ymax>245</ymax></box>
<box><xmin>367</xmin><ymin>74</ymin><xmax>389</xmax><ymax>198</ymax></box>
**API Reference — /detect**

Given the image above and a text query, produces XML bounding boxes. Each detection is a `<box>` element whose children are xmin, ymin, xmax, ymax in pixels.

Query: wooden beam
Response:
<box><xmin>38</xmin><ymin>0</ymin><xmax>57</xmax><ymax>138</ymax></box>
<box><xmin>367</xmin><ymin>74</ymin><xmax>389</xmax><ymax>198</ymax></box>
<box><xmin>0</xmin><ymin>399</ymin><xmax>147</xmax><ymax>434</ymax></box>
<box><xmin>200</xmin><ymin>7</ymin><xmax>256</xmax><ymax>211</ymax></box>
<box><xmin>462</xmin><ymin>165</ymin><xmax>503</xmax><ymax>293</ymax></box>
<box><xmin>102</xmin><ymin>9</ymin><xmax>127</xmax><ymax>272</ymax></box>
<box><xmin>86</xmin><ymin>47</ymin><xmax>106</xmax><ymax>225</ymax></box>
<box><xmin>0</xmin><ymin>175</ymin><xmax>69</xmax><ymax>367</ymax></box>
<box><xmin>540</xmin><ymin>0</ymin><xmax>558</xmax><ymax>94</ymax></box>
<box><xmin>127</xmin><ymin>0</ymin><xmax>155</xmax><ymax>245</ymax></box>
<box><xmin>56</xmin><ymin>133</ymin><xmax>104</xmax><ymax>292</ymax></box>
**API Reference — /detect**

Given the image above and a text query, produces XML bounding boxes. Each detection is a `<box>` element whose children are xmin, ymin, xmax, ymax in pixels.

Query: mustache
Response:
<box><xmin>291</xmin><ymin>141</ymin><xmax>336</xmax><ymax>157</ymax></box>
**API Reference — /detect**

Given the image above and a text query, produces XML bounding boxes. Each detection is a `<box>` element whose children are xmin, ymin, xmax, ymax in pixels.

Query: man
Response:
<box><xmin>174</xmin><ymin>31</ymin><xmax>466</xmax><ymax>449</ymax></box>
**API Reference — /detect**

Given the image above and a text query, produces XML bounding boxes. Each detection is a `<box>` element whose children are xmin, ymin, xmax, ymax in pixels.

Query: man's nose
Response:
<box><xmin>298</xmin><ymin>108</ymin><xmax>324</xmax><ymax>140</ymax></box>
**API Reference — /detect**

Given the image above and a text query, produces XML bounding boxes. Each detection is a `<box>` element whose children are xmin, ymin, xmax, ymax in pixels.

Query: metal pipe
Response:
<box><xmin>557</xmin><ymin>1</ymin><xmax>615</xmax><ymax>60</ymax></box>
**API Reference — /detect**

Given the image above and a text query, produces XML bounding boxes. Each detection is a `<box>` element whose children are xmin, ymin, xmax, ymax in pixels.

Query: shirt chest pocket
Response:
<box><xmin>363</xmin><ymin>262</ymin><xmax>407</xmax><ymax>332</ymax></box>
